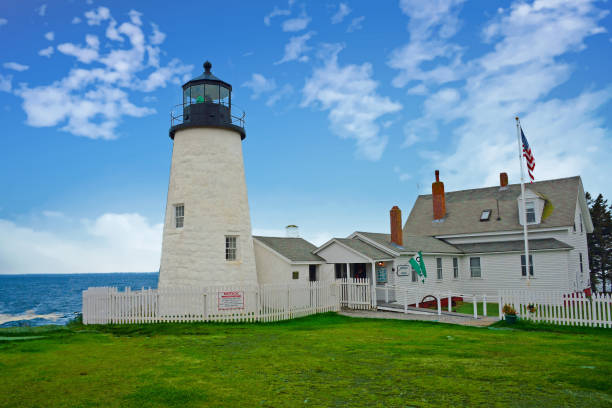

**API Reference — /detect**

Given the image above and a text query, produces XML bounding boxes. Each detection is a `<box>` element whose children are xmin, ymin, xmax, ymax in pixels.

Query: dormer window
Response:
<box><xmin>525</xmin><ymin>201</ymin><xmax>536</xmax><ymax>224</ymax></box>
<box><xmin>480</xmin><ymin>210</ymin><xmax>492</xmax><ymax>221</ymax></box>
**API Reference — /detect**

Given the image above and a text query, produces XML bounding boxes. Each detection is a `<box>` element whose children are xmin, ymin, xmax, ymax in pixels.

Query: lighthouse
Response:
<box><xmin>158</xmin><ymin>61</ymin><xmax>258</xmax><ymax>288</ymax></box>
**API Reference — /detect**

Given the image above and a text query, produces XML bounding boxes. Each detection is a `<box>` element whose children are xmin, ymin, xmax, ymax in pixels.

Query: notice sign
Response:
<box><xmin>397</xmin><ymin>264</ymin><xmax>411</xmax><ymax>276</ymax></box>
<box><xmin>218</xmin><ymin>291</ymin><xmax>244</xmax><ymax>310</ymax></box>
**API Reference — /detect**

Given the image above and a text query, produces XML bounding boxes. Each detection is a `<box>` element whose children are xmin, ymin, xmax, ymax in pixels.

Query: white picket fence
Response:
<box><xmin>83</xmin><ymin>281</ymin><xmax>339</xmax><ymax>325</ymax></box>
<box><xmin>336</xmin><ymin>278</ymin><xmax>372</xmax><ymax>309</ymax></box>
<box><xmin>376</xmin><ymin>284</ymin><xmax>494</xmax><ymax>319</ymax></box>
<box><xmin>499</xmin><ymin>290</ymin><xmax>612</xmax><ymax>328</ymax></box>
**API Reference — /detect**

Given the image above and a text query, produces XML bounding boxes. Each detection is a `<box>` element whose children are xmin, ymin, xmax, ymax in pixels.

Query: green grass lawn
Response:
<box><xmin>1</xmin><ymin>313</ymin><xmax>611</xmax><ymax>407</ymax></box>
<box><xmin>453</xmin><ymin>301</ymin><xmax>500</xmax><ymax>317</ymax></box>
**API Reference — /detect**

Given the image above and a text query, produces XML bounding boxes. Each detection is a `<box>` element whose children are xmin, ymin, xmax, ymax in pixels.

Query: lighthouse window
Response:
<box><xmin>174</xmin><ymin>204</ymin><xmax>184</xmax><ymax>228</ymax></box>
<box><xmin>190</xmin><ymin>84</ymin><xmax>204</xmax><ymax>104</ymax></box>
<box><xmin>183</xmin><ymin>87</ymin><xmax>190</xmax><ymax>107</ymax></box>
<box><xmin>220</xmin><ymin>86</ymin><xmax>230</xmax><ymax>106</ymax></box>
<box><xmin>205</xmin><ymin>84</ymin><xmax>220</xmax><ymax>103</ymax></box>
<box><xmin>225</xmin><ymin>236</ymin><xmax>237</xmax><ymax>261</ymax></box>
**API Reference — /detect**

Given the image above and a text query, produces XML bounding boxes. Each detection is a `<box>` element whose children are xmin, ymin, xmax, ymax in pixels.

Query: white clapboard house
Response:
<box><xmin>257</xmin><ymin>172</ymin><xmax>593</xmax><ymax>298</ymax></box>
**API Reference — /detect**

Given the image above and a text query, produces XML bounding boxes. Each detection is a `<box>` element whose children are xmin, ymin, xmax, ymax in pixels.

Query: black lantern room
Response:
<box><xmin>169</xmin><ymin>61</ymin><xmax>245</xmax><ymax>140</ymax></box>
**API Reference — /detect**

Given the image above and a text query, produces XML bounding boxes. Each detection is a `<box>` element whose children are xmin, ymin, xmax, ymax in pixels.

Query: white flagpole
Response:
<box><xmin>516</xmin><ymin>116</ymin><xmax>530</xmax><ymax>285</ymax></box>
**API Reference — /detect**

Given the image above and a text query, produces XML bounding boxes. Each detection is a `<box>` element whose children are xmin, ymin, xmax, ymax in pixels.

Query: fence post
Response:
<box><xmin>437</xmin><ymin>293</ymin><xmax>441</xmax><ymax>316</ymax></box>
<box><xmin>371</xmin><ymin>281</ymin><xmax>377</xmax><ymax>309</ymax></box>
<box><xmin>404</xmin><ymin>287</ymin><xmax>408</xmax><ymax>314</ymax></box>
<box><xmin>498</xmin><ymin>291</ymin><xmax>503</xmax><ymax>320</ymax></box>
<box><xmin>483</xmin><ymin>294</ymin><xmax>487</xmax><ymax>317</ymax></box>
<box><xmin>448</xmin><ymin>293</ymin><xmax>452</xmax><ymax>312</ymax></box>
<box><xmin>473</xmin><ymin>295</ymin><xmax>477</xmax><ymax>319</ymax></box>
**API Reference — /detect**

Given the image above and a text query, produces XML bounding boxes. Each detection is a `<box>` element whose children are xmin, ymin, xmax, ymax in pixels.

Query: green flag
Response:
<box><xmin>409</xmin><ymin>258</ymin><xmax>421</xmax><ymax>276</ymax></box>
<box><xmin>417</xmin><ymin>251</ymin><xmax>427</xmax><ymax>278</ymax></box>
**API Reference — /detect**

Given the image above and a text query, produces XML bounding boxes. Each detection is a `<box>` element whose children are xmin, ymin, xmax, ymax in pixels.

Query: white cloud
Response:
<box><xmin>393</xmin><ymin>165</ymin><xmax>412</xmax><ymax>182</ymax></box>
<box><xmin>128</xmin><ymin>10</ymin><xmax>143</xmax><ymax>26</ymax></box>
<box><xmin>0</xmin><ymin>213</ymin><xmax>162</xmax><ymax>274</ymax></box>
<box><xmin>85</xmin><ymin>6</ymin><xmax>111</xmax><ymax>25</ymax></box>
<box><xmin>308</xmin><ymin>232</ymin><xmax>333</xmax><ymax>247</ymax></box>
<box><xmin>242</xmin><ymin>73</ymin><xmax>277</xmax><ymax>99</ymax></box>
<box><xmin>14</xmin><ymin>7</ymin><xmax>192</xmax><ymax>140</ymax></box>
<box><xmin>36</xmin><ymin>4</ymin><xmax>47</xmax><ymax>17</ymax></box>
<box><xmin>57</xmin><ymin>34</ymin><xmax>100</xmax><ymax>63</ymax></box>
<box><xmin>407</xmin><ymin>83</ymin><xmax>428</xmax><ymax>95</ymax></box>
<box><xmin>399</xmin><ymin>0</ymin><xmax>465</xmax><ymax>40</ymax></box>
<box><xmin>331</xmin><ymin>3</ymin><xmax>351</xmax><ymax>24</ymax></box>
<box><xmin>346</xmin><ymin>16</ymin><xmax>365</xmax><ymax>33</ymax></box>
<box><xmin>149</xmin><ymin>23</ymin><xmax>165</xmax><ymax>44</ymax></box>
<box><xmin>44</xmin><ymin>31</ymin><xmax>54</xmax><ymax>41</ymax></box>
<box><xmin>0</xmin><ymin>18</ymin><xmax>7</xmax><ymax>26</ymax></box>
<box><xmin>264</xmin><ymin>6</ymin><xmax>291</xmax><ymax>26</ymax></box>
<box><xmin>388</xmin><ymin>0</ymin><xmax>465</xmax><ymax>88</ymax></box>
<box><xmin>72</xmin><ymin>16</ymin><xmax>82</xmax><ymax>24</ymax></box>
<box><xmin>302</xmin><ymin>44</ymin><xmax>402</xmax><ymax>160</ymax></box>
<box><xmin>0</xmin><ymin>74</ymin><xmax>11</xmax><ymax>92</ymax></box>
<box><xmin>38</xmin><ymin>46</ymin><xmax>54</xmax><ymax>58</ymax></box>
<box><xmin>275</xmin><ymin>31</ymin><xmax>315</xmax><ymax>64</ymax></box>
<box><xmin>266</xmin><ymin>84</ymin><xmax>293</xmax><ymax>107</ymax></box>
<box><xmin>42</xmin><ymin>210</ymin><xmax>64</xmax><ymax>218</ymax></box>
<box><xmin>3</xmin><ymin>62</ymin><xmax>29</xmax><ymax>72</ymax></box>
<box><xmin>389</xmin><ymin>0</ymin><xmax>612</xmax><ymax>196</ymax></box>
<box><xmin>282</xmin><ymin>13</ymin><xmax>311</xmax><ymax>32</ymax></box>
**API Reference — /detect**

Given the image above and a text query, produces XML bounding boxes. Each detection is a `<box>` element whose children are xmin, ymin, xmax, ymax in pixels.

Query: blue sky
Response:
<box><xmin>0</xmin><ymin>0</ymin><xmax>611</xmax><ymax>273</ymax></box>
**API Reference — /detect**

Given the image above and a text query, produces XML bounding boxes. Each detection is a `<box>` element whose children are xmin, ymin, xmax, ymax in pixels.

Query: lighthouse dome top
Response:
<box><xmin>183</xmin><ymin>61</ymin><xmax>232</xmax><ymax>91</ymax></box>
<box><xmin>170</xmin><ymin>59</ymin><xmax>245</xmax><ymax>140</ymax></box>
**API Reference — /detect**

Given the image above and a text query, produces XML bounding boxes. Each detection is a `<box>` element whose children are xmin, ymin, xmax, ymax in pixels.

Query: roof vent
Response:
<box><xmin>285</xmin><ymin>225</ymin><xmax>299</xmax><ymax>238</ymax></box>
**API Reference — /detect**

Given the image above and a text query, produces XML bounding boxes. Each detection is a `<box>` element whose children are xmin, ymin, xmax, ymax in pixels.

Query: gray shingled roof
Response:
<box><xmin>453</xmin><ymin>238</ymin><xmax>572</xmax><ymax>254</ymax></box>
<box><xmin>334</xmin><ymin>238</ymin><xmax>393</xmax><ymax>260</ymax></box>
<box><xmin>254</xmin><ymin>236</ymin><xmax>324</xmax><ymax>262</ymax></box>
<box><xmin>355</xmin><ymin>231</ymin><xmax>462</xmax><ymax>254</ymax></box>
<box><xmin>404</xmin><ymin>176</ymin><xmax>582</xmax><ymax>236</ymax></box>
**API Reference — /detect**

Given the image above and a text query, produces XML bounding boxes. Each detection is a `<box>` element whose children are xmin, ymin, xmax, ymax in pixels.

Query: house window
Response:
<box><xmin>470</xmin><ymin>257</ymin><xmax>481</xmax><ymax>278</ymax></box>
<box><xmin>309</xmin><ymin>265</ymin><xmax>317</xmax><ymax>281</ymax></box>
<box><xmin>174</xmin><ymin>204</ymin><xmax>184</xmax><ymax>228</ymax></box>
<box><xmin>573</xmin><ymin>221</ymin><xmax>576</xmax><ymax>232</ymax></box>
<box><xmin>436</xmin><ymin>258</ymin><xmax>443</xmax><ymax>280</ymax></box>
<box><xmin>411</xmin><ymin>266</ymin><xmax>418</xmax><ymax>282</ymax></box>
<box><xmin>521</xmin><ymin>254</ymin><xmax>534</xmax><ymax>277</ymax></box>
<box><xmin>292</xmin><ymin>271</ymin><xmax>299</xmax><ymax>280</ymax></box>
<box><xmin>525</xmin><ymin>201</ymin><xmax>536</xmax><ymax>223</ymax></box>
<box><xmin>453</xmin><ymin>257</ymin><xmax>459</xmax><ymax>279</ymax></box>
<box><xmin>225</xmin><ymin>236</ymin><xmax>237</xmax><ymax>261</ymax></box>
<box><xmin>580</xmin><ymin>214</ymin><xmax>583</xmax><ymax>233</ymax></box>
<box><xmin>579</xmin><ymin>253</ymin><xmax>583</xmax><ymax>274</ymax></box>
<box><xmin>376</xmin><ymin>267</ymin><xmax>387</xmax><ymax>284</ymax></box>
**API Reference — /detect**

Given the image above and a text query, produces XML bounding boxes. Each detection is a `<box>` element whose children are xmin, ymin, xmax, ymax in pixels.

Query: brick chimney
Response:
<box><xmin>432</xmin><ymin>170</ymin><xmax>446</xmax><ymax>220</ymax></box>
<box><xmin>500</xmin><ymin>172</ymin><xmax>508</xmax><ymax>187</ymax></box>
<box><xmin>390</xmin><ymin>206</ymin><xmax>403</xmax><ymax>246</ymax></box>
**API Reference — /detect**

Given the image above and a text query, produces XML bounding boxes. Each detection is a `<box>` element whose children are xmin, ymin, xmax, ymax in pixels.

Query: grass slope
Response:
<box><xmin>1</xmin><ymin>313</ymin><xmax>611</xmax><ymax>407</ymax></box>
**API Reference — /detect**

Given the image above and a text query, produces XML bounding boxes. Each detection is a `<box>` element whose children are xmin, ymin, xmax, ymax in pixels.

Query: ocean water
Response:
<box><xmin>0</xmin><ymin>273</ymin><xmax>159</xmax><ymax>327</ymax></box>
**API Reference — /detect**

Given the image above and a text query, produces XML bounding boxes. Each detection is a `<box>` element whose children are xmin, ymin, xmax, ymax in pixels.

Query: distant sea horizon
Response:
<box><xmin>0</xmin><ymin>272</ymin><xmax>159</xmax><ymax>327</ymax></box>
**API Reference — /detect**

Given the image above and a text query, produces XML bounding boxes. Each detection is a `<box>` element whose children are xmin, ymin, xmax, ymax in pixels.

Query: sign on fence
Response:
<box><xmin>218</xmin><ymin>291</ymin><xmax>244</xmax><ymax>310</ymax></box>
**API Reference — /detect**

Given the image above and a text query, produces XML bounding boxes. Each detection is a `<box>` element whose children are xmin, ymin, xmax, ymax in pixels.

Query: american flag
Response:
<box><xmin>521</xmin><ymin>127</ymin><xmax>535</xmax><ymax>182</ymax></box>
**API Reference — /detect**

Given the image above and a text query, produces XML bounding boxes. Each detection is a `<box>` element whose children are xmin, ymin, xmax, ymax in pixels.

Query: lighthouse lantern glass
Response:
<box><xmin>220</xmin><ymin>86</ymin><xmax>230</xmax><ymax>106</ymax></box>
<box><xmin>204</xmin><ymin>84</ymin><xmax>220</xmax><ymax>103</ymax></box>
<box><xmin>183</xmin><ymin>87</ymin><xmax>190</xmax><ymax>107</ymax></box>
<box><xmin>190</xmin><ymin>84</ymin><xmax>204</xmax><ymax>104</ymax></box>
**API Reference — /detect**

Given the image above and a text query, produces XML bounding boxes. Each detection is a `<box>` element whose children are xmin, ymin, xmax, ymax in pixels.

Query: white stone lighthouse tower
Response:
<box><xmin>159</xmin><ymin>61</ymin><xmax>258</xmax><ymax>288</ymax></box>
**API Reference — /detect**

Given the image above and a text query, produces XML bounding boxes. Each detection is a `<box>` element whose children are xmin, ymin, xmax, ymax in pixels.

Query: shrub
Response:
<box><xmin>502</xmin><ymin>304</ymin><xmax>516</xmax><ymax>315</ymax></box>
